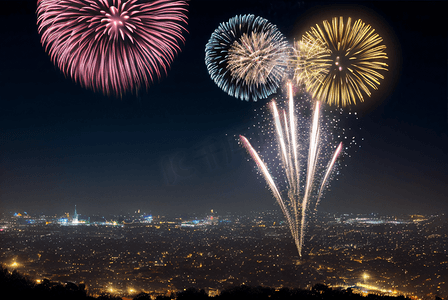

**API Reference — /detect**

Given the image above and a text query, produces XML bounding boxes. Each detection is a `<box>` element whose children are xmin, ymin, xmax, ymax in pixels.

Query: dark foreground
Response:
<box><xmin>3</xmin><ymin>265</ymin><xmax>442</xmax><ymax>300</ymax></box>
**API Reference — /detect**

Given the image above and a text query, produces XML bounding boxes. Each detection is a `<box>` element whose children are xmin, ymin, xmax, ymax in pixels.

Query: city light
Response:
<box><xmin>0</xmin><ymin>210</ymin><xmax>445</xmax><ymax>298</ymax></box>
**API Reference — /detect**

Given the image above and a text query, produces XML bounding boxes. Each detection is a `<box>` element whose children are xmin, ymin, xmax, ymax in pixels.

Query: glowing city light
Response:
<box><xmin>363</xmin><ymin>273</ymin><xmax>370</xmax><ymax>281</ymax></box>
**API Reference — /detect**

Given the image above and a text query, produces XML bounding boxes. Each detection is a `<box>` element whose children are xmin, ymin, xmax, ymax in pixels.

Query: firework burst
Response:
<box><xmin>205</xmin><ymin>14</ymin><xmax>290</xmax><ymax>101</ymax></box>
<box><xmin>240</xmin><ymin>83</ymin><xmax>343</xmax><ymax>257</ymax></box>
<box><xmin>294</xmin><ymin>17</ymin><xmax>388</xmax><ymax>106</ymax></box>
<box><xmin>37</xmin><ymin>0</ymin><xmax>188</xmax><ymax>96</ymax></box>
<box><xmin>292</xmin><ymin>39</ymin><xmax>331</xmax><ymax>91</ymax></box>
<box><xmin>228</xmin><ymin>31</ymin><xmax>288</xmax><ymax>87</ymax></box>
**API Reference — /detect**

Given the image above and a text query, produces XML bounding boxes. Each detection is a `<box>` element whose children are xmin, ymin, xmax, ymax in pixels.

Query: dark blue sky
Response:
<box><xmin>0</xmin><ymin>0</ymin><xmax>446</xmax><ymax>217</ymax></box>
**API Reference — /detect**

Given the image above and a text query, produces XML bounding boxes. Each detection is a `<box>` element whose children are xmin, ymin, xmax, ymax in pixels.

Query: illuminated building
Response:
<box><xmin>72</xmin><ymin>205</ymin><xmax>79</xmax><ymax>224</ymax></box>
<box><xmin>58</xmin><ymin>217</ymin><xmax>68</xmax><ymax>225</ymax></box>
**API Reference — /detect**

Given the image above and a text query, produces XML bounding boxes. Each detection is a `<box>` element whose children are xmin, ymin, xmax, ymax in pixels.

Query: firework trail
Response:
<box><xmin>37</xmin><ymin>0</ymin><xmax>188</xmax><ymax>96</ymax></box>
<box><xmin>240</xmin><ymin>83</ymin><xmax>343</xmax><ymax>257</ymax></box>
<box><xmin>293</xmin><ymin>17</ymin><xmax>388</xmax><ymax>106</ymax></box>
<box><xmin>205</xmin><ymin>14</ymin><xmax>290</xmax><ymax>101</ymax></box>
<box><xmin>316</xmin><ymin>142</ymin><xmax>343</xmax><ymax>209</ymax></box>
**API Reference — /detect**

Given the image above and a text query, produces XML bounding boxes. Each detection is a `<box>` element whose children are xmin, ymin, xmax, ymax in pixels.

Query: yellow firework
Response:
<box><xmin>228</xmin><ymin>31</ymin><xmax>289</xmax><ymax>87</ymax></box>
<box><xmin>295</xmin><ymin>17</ymin><xmax>388</xmax><ymax>106</ymax></box>
<box><xmin>293</xmin><ymin>38</ymin><xmax>331</xmax><ymax>91</ymax></box>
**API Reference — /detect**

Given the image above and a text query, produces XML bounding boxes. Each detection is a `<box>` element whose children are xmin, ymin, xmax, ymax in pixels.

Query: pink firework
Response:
<box><xmin>37</xmin><ymin>0</ymin><xmax>188</xmax><ymax>96</ymax></box>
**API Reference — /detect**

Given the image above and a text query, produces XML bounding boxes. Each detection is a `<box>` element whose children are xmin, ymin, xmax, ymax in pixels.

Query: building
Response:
<box><xmin>72</xmin><ymin>205</ymin><xmax>79</xmax><ymax>224</ymax></box>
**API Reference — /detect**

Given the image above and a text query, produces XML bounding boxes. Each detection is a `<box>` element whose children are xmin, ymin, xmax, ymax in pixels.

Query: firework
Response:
<box><xmin>292</xmin><ymin>39</ymin><xmax>331</xmax><ymax>92</ymax></box>
<box><xmin>240</xmin><ymin>83</ymin><xmax>343</xmax><ymax>257</ymax></box>
<box><xmin>205</xmin><ymin>14</ymin><xmax>290</xmax><ymax>101</ymax></box>
<box><xmin>294</xmin><ymin>17</ymin><xmax>388</xmax><ymax>106</ymax></box>
<box><xmin>37</xmin><ymin>0</ymin><xmax>188</xmax><ymax>96</ymax></box>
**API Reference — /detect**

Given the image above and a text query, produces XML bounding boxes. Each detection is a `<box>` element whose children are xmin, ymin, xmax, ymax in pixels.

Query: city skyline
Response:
<box><xmin>1</xmin><ymin>209</ymin><xmax>446</xmax><ymax>299</ymax></box>
<box><xmin>7</xmin><ymin>203</ymin><xmax>440</xmax><ymax>219</ymax></box>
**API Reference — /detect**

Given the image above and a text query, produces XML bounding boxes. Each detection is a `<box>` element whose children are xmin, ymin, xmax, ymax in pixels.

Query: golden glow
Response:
<box><xmin>294</xmin><ymin>16</ymin><xmax>388</xmax><ymax>106</ymax></box>
<box><xmin>292</xmin><ymin>39</ymin><xmax>331</xmax><ymax>90</ymax></box>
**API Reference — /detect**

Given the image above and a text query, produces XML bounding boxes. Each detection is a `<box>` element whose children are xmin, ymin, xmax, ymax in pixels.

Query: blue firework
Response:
<box><xmin>205</xmin><ymin>14</ymin><xmax>290</xmax><ymax>101</ymax></box>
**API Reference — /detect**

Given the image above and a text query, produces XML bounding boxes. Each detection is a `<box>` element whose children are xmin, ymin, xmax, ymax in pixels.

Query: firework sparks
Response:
<box><xmin>228</xmin><ymin>31</ymin><xmax>288</xmax><ymax>87</ymax></box>
<box><xmin>240</xmin><ymin>83</ymin><xmax>343</xmax><ymax>257</ymax></box>
<box><xmin>292</xmin><ymin>39</ymin><xmax>331</xmax><ymax>91</ymax></box>
<box><xmin>37</xmin><ymin>0</ymin><xmax>188</xmax><ymax>96</ymax></box>
<box><xmin>205</xmin><ymin>14</ymin><xmax>290</xmax><ymax>101</ymax></box>
<box><xmin>294</xmin><ymin>17</ymin><xmax>388</xmax><ymax>106</ymax></box>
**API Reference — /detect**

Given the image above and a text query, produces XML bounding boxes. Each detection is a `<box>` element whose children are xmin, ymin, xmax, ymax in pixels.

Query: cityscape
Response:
<box><xmin>1</xmin><ymin>207</ymin><xmax>446</xmax><ymax>299</ymax></box>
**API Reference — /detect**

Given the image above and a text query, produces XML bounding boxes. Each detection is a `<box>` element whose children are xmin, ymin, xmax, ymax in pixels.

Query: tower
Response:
<box><xmin>73</xmin><ymin>205</ymin><xmax>79</xmax><ymax>224</ymax></box>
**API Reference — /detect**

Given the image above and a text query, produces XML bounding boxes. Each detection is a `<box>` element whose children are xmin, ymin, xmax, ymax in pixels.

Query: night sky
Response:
<box><xmin>1</xmin><ymin>0</ymin><xmax>446</xmax><ymax>217</ymax></box>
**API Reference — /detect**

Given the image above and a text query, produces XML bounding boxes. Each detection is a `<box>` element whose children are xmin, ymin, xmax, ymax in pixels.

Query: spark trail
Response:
<box><xmin>240</xmin><ymin>83</ymin><xmax>343</xmax><ymax>257</ymax></box>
